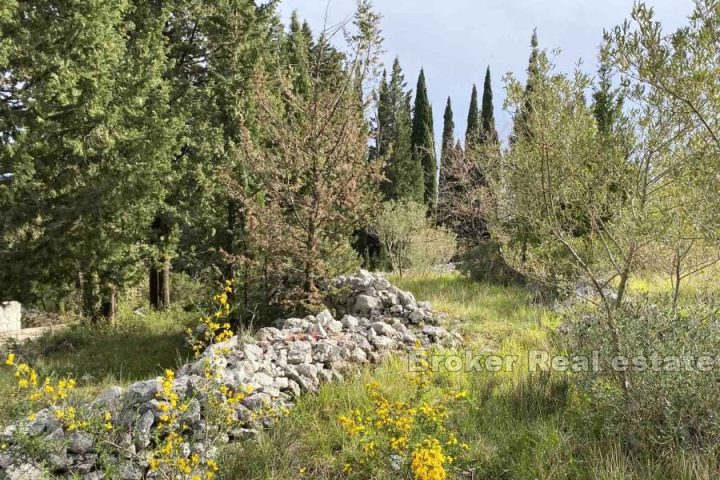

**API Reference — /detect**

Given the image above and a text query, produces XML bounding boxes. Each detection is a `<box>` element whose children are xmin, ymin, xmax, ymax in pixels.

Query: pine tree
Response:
<box><xmin>465</xmin><ymin>84</ymin><xmax>480</xmax><ymax>148</ymax></box>
<box><xmin>480</xmin><ymin>66</ymin><xmax>498</xmax><ymax>145</ymax></box>
<box><xmin>285</xmin><ymin>11</ymin><xmax>312</xmax><ymax>97</ymax></box>
<box><xmin>411</xmin><ymin>68</ymin><xmax>437</xmax><ymax>209</ymax></box>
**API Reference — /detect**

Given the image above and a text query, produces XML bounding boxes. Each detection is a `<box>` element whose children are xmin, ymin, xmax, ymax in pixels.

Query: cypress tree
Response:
<box><xmin>512</xmin><ymin>29</ymin><xmax>541</xmax><ymax>143</ymax></box>
<box><xmin>480</xmin><ymin>66</ymin><xmax>498</xmax><ymax>145</ymax></box>
<box><xmin>465</xmin><ymin>84</ymin><xmax>480</xmax><ymax>149</ymax></box>
<box><xmin>411</xmin><ymin>68</ymin><xmax>437</xmax><ymax>208</ymax></box>
<box><xmin>378</xmin><ymin>58</ymin><xmax>423</xmax><ymax>203</ymax></box>
<box><xmin>592</xmin><ymin>59</ymin><xmax>623</xmax><ymax>137</ymax></box>
<box><xmin>440</xmin><ymin>97</ymin><xmax>456</xmax><ymax>170</ymax></box>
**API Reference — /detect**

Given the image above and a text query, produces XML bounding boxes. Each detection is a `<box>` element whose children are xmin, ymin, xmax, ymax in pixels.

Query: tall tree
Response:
<box><xmin>465</xmin><ymin>84</ymin><xmax>480</xmax><ymax>149</ymax></box>
<box><xmin>440</xmin><ymin>97</ymin><xmax>456</xmax><ymax>171</ymax></box>
<box><xmin>238</xmin><ymin>1</ymin><xmax>384</xmax><ymax>304</ymax></box>
<box><xmin>511</xmin><ymin>29</ymin><xmax>541</xmax><ymax>143</ymax></box>
<box><xmin>411</xmin><ymin>68</ymin><xmax>437</xmax><ymax>209</ymax></box>
<box><xmin>591</xmin><ymin>58</ymin><xmax>623</xmax><ymax>137</ymax></box>
<box><xmin>376</xmin><ymin>58</ymin><xmax>422</xmax><ymax>202</ymax></box>
<box><xmin>0</xmin><ymin>0</ymin><xmax>182</xmax><ymax>320</ymax></box>
<box><xmin>480</xmin><ymin>66</ymin><xmax>498</xmax><ymax>145</ymax></box>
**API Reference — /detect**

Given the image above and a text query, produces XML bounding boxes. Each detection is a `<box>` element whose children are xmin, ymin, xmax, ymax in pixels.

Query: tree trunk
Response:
<box><xmin>161</xmin><ymin>263</ymin><xmax>170</xmax><ymax>308</ymax></box>
<box><xmin>82</xmin><ymin>271</ymin><xmax>100</xmax><ymax>320</ymax></box>
<box><xmin>149</xmin><ymin>263</ymin><xmax>170</xmax><ymax>310</ymax></box>
<box><xmin>672</xmin><ymin>248</ymin><xmax>681</xmax><ymax>309</ymax></box>
<box><xmin>101</xmin><ymin>284</ymin><xmax>117</xmax><ymax>323</ymax></box>
<box><xmin>149</xmin><ymin>266</ymin><xmax>160</xmax><ymax>309</ymax></box>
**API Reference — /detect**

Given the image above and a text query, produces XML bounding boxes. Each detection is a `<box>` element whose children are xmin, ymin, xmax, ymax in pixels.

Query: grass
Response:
<box><xmin>0</xmin><ymin>301</ymin><xmax>196</xmax><ymax>426</ymax></box>
<box><xmin>219</xmin><ymin>273</ymin><xmax>720</xmax><ymax>480</ymax></box>
<box><xmin>2</xmin><ymin>273</ymin><xmax>718</xmax><ymax>479</ymax></box>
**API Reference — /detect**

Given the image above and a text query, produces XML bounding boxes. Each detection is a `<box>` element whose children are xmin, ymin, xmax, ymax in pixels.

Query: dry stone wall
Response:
<box><xmin>0</xmin><ymin>271</ymin><xmax>461</xmax><ymax>479</ymax></box>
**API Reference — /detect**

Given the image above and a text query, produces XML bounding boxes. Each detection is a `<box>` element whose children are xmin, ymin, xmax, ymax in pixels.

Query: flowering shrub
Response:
<box><xmin>338</xmin><ymin>351</ymin><xmax>469</xmax><ymax>479</ymax></box>
<box><xmin>0</xmin><ymin>280</ymin><xmax>279</xmax><ymax>479</ymax></box>
<box><xmin>187</xmin><ymin>280</ymin><xmax>235</xmax><ymax>358</ymax></box>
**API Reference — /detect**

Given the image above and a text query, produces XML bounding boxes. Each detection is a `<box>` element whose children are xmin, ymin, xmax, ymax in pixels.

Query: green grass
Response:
<box><xmin>219</xmin><ymin>272</ymin><xmax>720</xmax><ymax>480</ymax></box>
<box><xmin>2</xmin><ymin>273</ymin><xmax>718</xmax><ymax>479</ymax></box>
<box><xmin>0</xmin><ymin>302</ymin><xmax>196</xmax><ymax>426</ymax></box>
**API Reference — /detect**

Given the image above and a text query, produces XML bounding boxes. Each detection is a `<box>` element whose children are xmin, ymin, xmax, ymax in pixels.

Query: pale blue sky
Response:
<box><xmin>277</xmin><ymin>0</ymin><xmax>692</xmax><ymax>145</ymax></box>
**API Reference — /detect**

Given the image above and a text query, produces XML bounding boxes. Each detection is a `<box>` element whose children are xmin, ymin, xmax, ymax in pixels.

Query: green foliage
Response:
<box><xmin>464</xmin><ymin>84</ymin><xmax>480</xmax><ymax>149</ymax></box>
<box><xmin>411</xmin><ymin>69</ymin><xmax>437</xmax><ymax>209</ymax></box>
<box><xmin>377</xmin><ymin>58</ymin><xmax>424</xmax><ymax>203</ymax></box>
<box><xmin>479</xmin><ymin>67</ymin><xmax>498</xmax><ymax>145</ymax></box>
<box><xmin>458</xmin><ymin>241</ymin><xmax>525</xmax><ymax>285</ymax></box>
<box><xmin>369</xmin><ymin>200</ymin><xmax>456</xmax><ymax>275</ymax></box>
<box><xmin>559</xmin><ymin>297</ymin><xmax>720</xmax><ymax>452</ymax></box>
<box><xmin>0</xmin><ymin>0</ymin><xmax>183</xmax><ymax>319</ymax></box>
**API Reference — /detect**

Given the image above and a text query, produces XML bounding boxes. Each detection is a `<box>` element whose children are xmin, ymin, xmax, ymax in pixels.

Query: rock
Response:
<box><xmin>389</xmin><ymin>304</ymin><xmax>403</xmax><ymax>314</ymax></box>
<box><xmin>242</xmin><ymin>393</ymin><xmax>272</xmax><ymax>411</ymax></box>
<box><xmin>5</xmin><ymin>463</ymin><xmax>44</xmax><ymax>480</ymax></box>
<box><xmin>242</xmin><ymin>343</ymin><xmax>264</xmax><ymax>362</ymax></box>
<box><xmin>341</xmin><ymin>315</ymin><xmax>359</xmax><ymax>330</ymax></box>
<box><xmin>256</xmin><ymin>327</ymin><xmax>282</xmax><ymax>342</ymax></box>
<box><xmin>353</xmin><ymin>295</ymin><xmax>380</xmax><ymax>314</ymax></box>
<box><xmin>325</xmin><ymin>320</ymin><xmax>343</xmax><ymax>334</ymax></box>
<box><xmin>68</xmin><ymin>431</ymin><xmax>94</xmax><ymax>455</ymax></box>
<box><xmin>408</xmin><ymin>309</ymin><xmax>426</xmax><ymax>324</ymax></box>
<box><xmin>119</xmin><ymin>462</ymin><xmax>142</xmax><ymax>480</ymax></box>
<box><xmin>133</xmin><ymin>410</ymin><xmax>154</xmax><ymax>450</ymax></box>
<box><xmin>371</xmin><ymin>322</ymin><xmax>395</xmax><ymax>337</ymax></box>
<box><xmin>295</xmin><ymin>363</ymin><xmax>318</xmax><ymax>381</ymax></box>
<box><xmin>371</xmin><ymin>336</ymin><xmax>396</xmax><ymax>351</ymax></box>
<box><xmin>287</xmin><ymin>342</ymin><xmax>312</xmax><ymax>365</ymax></box>
<box><xmin>398</xmin><ymin>291</ymin><xmax>417</xmax><ymax>308</ymax></box>
<box><xmin>307</xmin><ymin>322</ymin><xmax>327</xmax><ymax>339</ymax></box>
<box><xmin>349</xmin><ymin>348</ymin><xmax>367</xmax><ymax>363</ymax></box>
<box><xmin>283</xmin><ymin>318</ymin><xmax>309</xmax><ymax>331</ymax></box>
<box><xmin>71</xmin><ymin>455</ymin><xmax>98</xmax><ymax>475</ymax></box>
<box><xmin>0</xmin><ymin>301</ymin><xmax>21</xmax><ymax>333</ymax></box>
<box><xmin>123</xmin><ymin>380</ymin><xmax>160</xmax><ymax>407</ymax></box>
<box><xmin>315</xmin><ymin>310</ymin><xmax>334</xmax><ymax>327</ymax></box>
<box><xmin>180</xmin><ymin>399</ymin><xmax>201</xmax><ymax>427</ymax></box>
<box><xmin>92</xmin><ymin>386</ymin><xmax>124</xmax><ymax>410</ymax></box>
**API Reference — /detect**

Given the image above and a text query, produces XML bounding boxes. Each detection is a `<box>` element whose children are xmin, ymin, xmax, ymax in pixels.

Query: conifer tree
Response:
<box><xmin>411</xmin><ymin>68</ymin><xmax>437</xmax><ymax>208</ymax></box>
<box><xmin>440</xmin><ymin>97</ymin><xmax>456</xmax><ymax>171</ymax></box>
<box><xmin>512</xmin><ymin>29</ymin><xmax>541</xmax><ymax>143</ymax></box>
<box><xmin>465</xmin><ymin>84</ymin><xmax>481</xmax><ymax>148</ymax></box>
<box><xmin>480</xmin><ymin>66</ymin><xmax>498</xmax><ymax>145</ymax></box>
<box><xmin>377</xmin><ymin>58</ymin><xmax>422</xmax><ymax>203</ymax></box>
<box><xmin>592</xmin><ymin>58</ymin><xmax>623</xmax><ymax>137</ymax></box>
<box><xmin>0</xmin><ymin>0</ymin><xmax>182</xmax><ymax>320</ymax></box>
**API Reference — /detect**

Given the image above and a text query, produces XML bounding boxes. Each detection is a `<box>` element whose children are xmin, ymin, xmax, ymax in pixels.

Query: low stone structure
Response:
<box><xmin>0</xmin><ymin>301</ymin><xmax>21</xmax><ymax>333</ymax></box>
<box><xmin>0</xmin><ymin>271</ymin><xmax>461</xmax><ymax>479</ymax></box>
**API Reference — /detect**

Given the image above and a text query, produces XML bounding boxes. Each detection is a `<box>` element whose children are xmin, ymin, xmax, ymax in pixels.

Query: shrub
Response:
<box><xmin>337</xmin><ymin>350</ymin><xmax>468</xmax><ymax>479</ymax></box>
<box><xmin>558</xmin><ymin>297</ymin><xmax>720</xmax><ymax>451</ymax></box>
<box><xmin>0</xmin><ymin>282</ymin><xmax>274</xmax><ymax>479</ymax></box>
<box><xmin>370</xmin><ymin>200</ymin><xmax>457</xmax><ymax>275</ymax></box>
<box><xmin>407</xmin><ymin>226</ymin><xmax>457</xmax><ymax>274</ymax></box>
<box><xmin>457</xmin><ymin>241</ymin><xmax>525</xmax><ymax>285</ymax></box>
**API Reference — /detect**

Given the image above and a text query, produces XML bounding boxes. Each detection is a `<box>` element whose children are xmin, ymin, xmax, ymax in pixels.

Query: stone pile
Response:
<box><xmin>0</xmin><ymin>271</ymin><xmax>460</xmax><ymax>479</ymax></box>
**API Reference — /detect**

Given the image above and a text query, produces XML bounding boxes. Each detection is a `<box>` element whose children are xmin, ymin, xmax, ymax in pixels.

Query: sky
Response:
<box><xmin>277</xmin><ymin>0</ymin><xmax>693</xmax><ymax>146</ymax></box>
